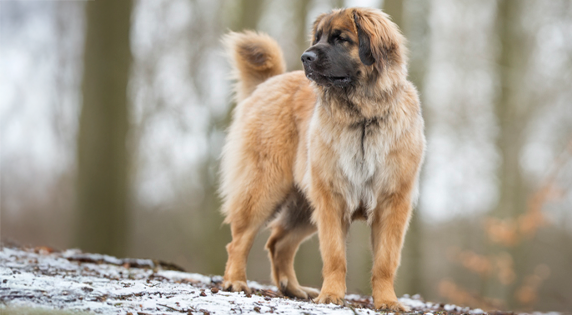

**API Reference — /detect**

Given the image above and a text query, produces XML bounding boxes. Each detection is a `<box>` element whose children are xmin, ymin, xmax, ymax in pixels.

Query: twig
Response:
<box><xmin>157</xmin><ymin>303</ymin><xmax>186</xmax><ymax>313</ymax></box>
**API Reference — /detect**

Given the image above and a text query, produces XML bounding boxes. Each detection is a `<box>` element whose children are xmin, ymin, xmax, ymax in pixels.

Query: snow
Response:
<box><xmin>0</xmin><ymin>246</ymin><xmax>540</xmax><ymax>314</ymax></box>
<box><xmin>444</xmin><ymin>304</ymin><xmax>456</xmax><ymax>311</ymax></box>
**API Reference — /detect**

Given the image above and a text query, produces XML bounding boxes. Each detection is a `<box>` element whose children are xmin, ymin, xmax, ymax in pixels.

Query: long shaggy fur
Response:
<box><xmin>219</xmin><ymin>8</ymin><xmax>426</xmax><ymax>312</ymax></box>
<box><xmin>222</xmin><ymin>31</ymin><xmax>286</xmax><ymax>103</ymax></box>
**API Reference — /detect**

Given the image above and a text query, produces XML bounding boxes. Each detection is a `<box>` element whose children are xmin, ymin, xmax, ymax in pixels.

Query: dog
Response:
<box><xmin>219</xmin><ymin>7</ymin><xmax>425</xmax><ymax>311</ymax></box>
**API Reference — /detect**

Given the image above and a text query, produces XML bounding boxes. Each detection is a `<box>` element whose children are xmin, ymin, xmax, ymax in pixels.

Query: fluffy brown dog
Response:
<box><xmin>220</xmin><ymin>7</ymin><xmax>425</xmax><ymax>311</ymax></box>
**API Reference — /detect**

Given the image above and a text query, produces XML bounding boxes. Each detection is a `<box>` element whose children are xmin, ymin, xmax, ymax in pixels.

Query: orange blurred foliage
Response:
<box><xmin>447</xmin><ymin>247</ymin><xmax>515</xmax><ymax>285</ymax></box>
<box><xmin>438</xmin><ymin>279</ymin><xmax>503</xmax><ymax>310</ymax></box>
<box><xmin>515</xmin><ymin>264</ymin><xmax>551</xmax><ymax>306</ymax></box>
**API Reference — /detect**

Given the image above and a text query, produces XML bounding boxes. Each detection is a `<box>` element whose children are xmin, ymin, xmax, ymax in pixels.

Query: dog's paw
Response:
<box><xmin>222</xmin><ymin>280</ymin><xmax>251</xmax><ymax>294</ymax></box>
<box><xmin>374</xmin><ymin>299</ymin><xmax>410</xmax><ymax>312</ymax></box>
<box><xmin>314</xmin><ymin>292</ymin><xmax>345</xmax><ymax>306</ymax></box>
<box><xmin>301</xmin><ymin>286</ymin><xmax>320</xmax><ymax>299</ymax></box>
<box><xmin>279</xmin><ymin>279</ymin><xmax>320</xmax><ymax>300</ymax></box>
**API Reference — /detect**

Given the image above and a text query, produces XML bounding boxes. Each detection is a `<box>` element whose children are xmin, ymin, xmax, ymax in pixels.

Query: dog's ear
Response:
<box><xmin>353</xmin><ymin>11</ymin><xmax>375</xmax><ymax>66</ymax></box>
<box><xmin>352</xmin><ymin>9</ymin><xmax>405</xmax><ymax>73</ymax></box>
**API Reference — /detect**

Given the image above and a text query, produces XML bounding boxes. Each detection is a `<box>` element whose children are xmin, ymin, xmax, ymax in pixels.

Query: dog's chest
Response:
<box><xmin>337</xmin><ymin>119</ymin><xmax>385</xmax><ymax>182</ymax></box>
<box><xmin>315</xmin><ymin>116</ymin><xmax>393</xmax><ymax>215</ymax></box>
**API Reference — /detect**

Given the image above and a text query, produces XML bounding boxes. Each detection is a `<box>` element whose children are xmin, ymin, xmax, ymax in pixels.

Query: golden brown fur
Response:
<box><xmin>219</xmin><ymin>8</ymin><xmax>425</xmax><ymax>311</ymax></box>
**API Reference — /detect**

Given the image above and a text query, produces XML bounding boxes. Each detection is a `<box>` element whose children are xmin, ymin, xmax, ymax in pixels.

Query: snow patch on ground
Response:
<box><xmin>0</xmin><ymin>247</ymin><xmax>538</xmax><ymax>314</ymax></box>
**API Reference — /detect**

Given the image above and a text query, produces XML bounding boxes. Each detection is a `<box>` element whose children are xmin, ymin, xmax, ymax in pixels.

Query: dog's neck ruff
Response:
<box><xmin>316</xmin><ymin>82</ymin><xmax>401</xmax><ymax>125</ymax></box>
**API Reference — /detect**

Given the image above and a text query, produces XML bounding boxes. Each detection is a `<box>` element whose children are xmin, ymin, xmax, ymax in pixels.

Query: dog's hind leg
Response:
<box><xmin>222</xmin><ymin>175</ymin><xmax>291</xmax><ymax>294</ymax></box>
<box><xmin>265</xmin><ymin>189</ymin><xmax>319</xmax><ymax>299</ymax></box>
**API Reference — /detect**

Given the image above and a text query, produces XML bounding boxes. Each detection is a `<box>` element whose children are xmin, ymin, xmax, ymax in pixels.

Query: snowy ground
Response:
<box><xmin>0</xmin><ymin>246</ymin><xmax>514</xmax><ymax>314</ymax></box>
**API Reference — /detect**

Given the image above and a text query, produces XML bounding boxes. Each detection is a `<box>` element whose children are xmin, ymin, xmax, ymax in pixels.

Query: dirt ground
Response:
<box><xmin>1</xmin><ymin>246</ymin><xmax>519</xmax><ymax>315</ymax></box>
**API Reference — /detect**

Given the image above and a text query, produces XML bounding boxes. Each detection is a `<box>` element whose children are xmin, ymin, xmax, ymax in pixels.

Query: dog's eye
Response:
<box><xmin>329</xmin><ymin>31</ymin><xmax>350</xmax><ymax>45</ymax></box>
<box><xmin>314</xmin><ymin>31</ymin><xmax>322</xmax><ymax>44</ymax></box>
<box><xmin>335</xmin><ymin>35</ymin><xmax>348</xmax><ymax>44</ymax></box>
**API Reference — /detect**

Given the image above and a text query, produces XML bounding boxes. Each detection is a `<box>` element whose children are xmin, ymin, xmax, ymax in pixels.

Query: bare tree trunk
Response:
<box><xmin>333</xmin><ymin>0</ymin><xmax>345</xmax><ymax>9</ymax></box>
<box><xmin>383</xmin><ymin>0</ymin><xmax>429</xmax><ymax>297</ymax></box>
<box><xmin>495</xmin><ymin>1</ymin><xmax>529</xmax><ymax>220</ymax></box>
<box><xmin>221</xmin><ymin>0</ymin><xmax>266</xmax><ymax>124</ymax></box>
<box><xmin>233</xmin><ymin>0</ymin><xmax>266</xmax><ymax>31</ymax></box>
<box><xmin>490</xmin><ymin>0</ymin><xmax>531</xmax><ymax>308</ymax></box>
<box><xmin>291</xmin><ymin>0</ymin><xmax>313</xmax><ymax>70</ymax></box>
<box><xmin>383</xmin><ymin>0</ymin><xmax>403</xmax><ymax>26</ymax></box>
<box><xmin>76</xmin><ymin>0</ymin><xmax>133</xmax><ymax>257</ymax></box>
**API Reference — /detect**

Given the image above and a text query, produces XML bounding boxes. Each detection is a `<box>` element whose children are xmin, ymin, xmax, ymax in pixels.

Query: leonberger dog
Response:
<box><xmin>219</xmin><ymin>7</ymin><xmax>425</xmax><ymax>311</ymax></box>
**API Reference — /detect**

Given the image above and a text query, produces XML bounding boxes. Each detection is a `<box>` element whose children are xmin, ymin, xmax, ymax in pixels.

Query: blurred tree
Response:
<box><xmin>333</xmin><ymin>0</ymin><xmax>345</xmax><ymax>8</ymax></box>
<box><xmin>488</xmin><ymin>0</ymin><xmax>531</xmax><ymax>308</ymax></box>
<box><xmin>383</xmin><ymin>0</ymin><xmax>403</xmax><ymax>27</ymax></box>
<box><xmin>494</xmin><ymin>1</ymin><xmax>530</xmax><ymax>227</ymax></box>
<box><xmin>233</xmin><ymin>0</ymin><xmax>266</xmax><ymax>31</ymax></box>
<box><xmin>383</xmin><ymin>0</ymin><xmax>429</xmax><ymax>297</ymax></box>
<box><xmin>75</xmin><ymin>0</ymin><xmax>133</xmax><ymax>256</ymax></box>
<box><xmin>292</xmin><ymin>0</ymin><xmax>313</xmax><ymax>70</ymax></box>
<box><xmin>222</xmin><ymin>0</ymin><xmax>266</xmax><ymax>125</ymax></box>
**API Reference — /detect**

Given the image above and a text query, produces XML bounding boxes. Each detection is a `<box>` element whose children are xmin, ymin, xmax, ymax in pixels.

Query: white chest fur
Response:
<box><xmin>335</xmin><ymin>118</ymin><xmax>390</xmax><ymax>213</ymax></box>
<box><xmin>306</xmin><ymin>107</ymin><xmax>396</xmax><ymax>219</ymax></box>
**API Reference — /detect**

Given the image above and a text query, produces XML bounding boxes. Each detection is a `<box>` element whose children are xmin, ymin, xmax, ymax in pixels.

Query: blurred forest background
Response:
<box><xmin>1</xmin><ymin>0</ymin><xmax>572</xmax><ymax>312</ymax></box>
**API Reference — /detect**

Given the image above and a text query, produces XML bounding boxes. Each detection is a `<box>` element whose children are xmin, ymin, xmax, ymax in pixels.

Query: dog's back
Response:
<box><xmin>223</xmin><ymin>31</ymin><xmax>286</xmax><ymax>103</ymax></box>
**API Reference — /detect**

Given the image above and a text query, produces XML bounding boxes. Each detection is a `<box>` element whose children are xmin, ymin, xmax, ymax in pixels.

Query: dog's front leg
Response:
<box><xmin>370</xmin><ymin>194</ymin><xmax>412</xmax><ymax>312</ymax></box>
<box><xmin>312</xmin><ymin>188</ymin><xmax>349</xmax><ymax>306</ymax></box>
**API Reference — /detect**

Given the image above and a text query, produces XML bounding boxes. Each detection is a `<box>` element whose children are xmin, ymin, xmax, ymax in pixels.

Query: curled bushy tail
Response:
<box><xmin>223</xmin><ymin>31</ymin><xmax>286</xmax><ymax>103</ymax></box>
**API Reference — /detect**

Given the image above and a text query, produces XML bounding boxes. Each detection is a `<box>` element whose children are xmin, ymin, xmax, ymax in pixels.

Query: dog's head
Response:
<box><xmin>302</xmin><ymin>8</ymin><xmax>406</xmax><ymax>89</ymax></box>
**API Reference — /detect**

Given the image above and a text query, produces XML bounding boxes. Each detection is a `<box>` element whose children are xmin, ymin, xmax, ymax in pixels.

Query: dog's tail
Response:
<box><xmin>223</xmin><ymin>31</ymin><xmax>286</xmax><ymax>103</ymax></box>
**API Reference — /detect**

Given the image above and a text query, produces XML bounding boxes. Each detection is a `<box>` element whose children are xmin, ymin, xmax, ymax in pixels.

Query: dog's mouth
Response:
<box><xmin>327</xmin><ymin>76</ymin><xmax>352</xmax><ymax>84</ymax></box>
<box><xmin>304</xmin><ymin>69</ymin><xmax>352</xmax><ymax>87</ymax></box>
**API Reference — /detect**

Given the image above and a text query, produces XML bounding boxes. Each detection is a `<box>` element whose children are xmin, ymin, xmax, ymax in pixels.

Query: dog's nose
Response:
<box><xmin>301</xmin><ymin>51</ymin><xmax>317</xmax><ymax>64</ymax></box>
